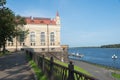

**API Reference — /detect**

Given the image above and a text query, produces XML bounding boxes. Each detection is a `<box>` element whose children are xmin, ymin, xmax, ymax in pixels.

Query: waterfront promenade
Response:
<box><xmin>0</xmin><ymin>51</ymin><xmax>118</xmax><ymax>80</ymax></box>
<box><xmin>0</xmin><ymin>51</ymin><xmax>35</xmax><ymax>80</ymax></box>
<box><xmin>71</xmin><ymin>59</ymin><xmax>115</xmax><ymax>80</ymax></box>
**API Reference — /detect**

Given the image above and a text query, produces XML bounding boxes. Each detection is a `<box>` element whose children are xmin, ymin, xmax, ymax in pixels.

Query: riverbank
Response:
<box><xmin>70</xmin><ymin>59</ymin><xmax>115</xmax><ymax>80</ymax></box>
<box><xmin>69</xmin><ymin>48</ymin><xmax>120</xmax><ymax>69</ymax></box>
<box><xmin>70</xmin><ymin>58</ymin><xmax>120</xmax><ymax>71</ymax></box>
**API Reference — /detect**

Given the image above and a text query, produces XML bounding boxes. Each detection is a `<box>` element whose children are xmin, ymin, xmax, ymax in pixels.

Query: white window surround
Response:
<box><xmin>30</xmin><ymin>32</ymin><xmax>35</xmax><ymax>42</ymax></box>
<box><xmin>40</xmin><ymin>32</ymin><xmax>45</xmax><ymax>46</ymax></box>
<box><xmin>50</xmin><ymin>32</ymin><xmax>55</xmax><ymax>45</ymax></box>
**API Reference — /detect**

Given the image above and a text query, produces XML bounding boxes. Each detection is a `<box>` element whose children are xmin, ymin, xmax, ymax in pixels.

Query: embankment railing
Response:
<box><xmin>25</xmin><ymin>50</ymin><xmax>98</xmax><ymax>80</ymax></box>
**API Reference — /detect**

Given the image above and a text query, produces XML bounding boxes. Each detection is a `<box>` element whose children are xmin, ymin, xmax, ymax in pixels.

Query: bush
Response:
<box><xmin>112</xmin><ymin>72</ymin><xmax>120</xmax><ymax>80</ymax></box>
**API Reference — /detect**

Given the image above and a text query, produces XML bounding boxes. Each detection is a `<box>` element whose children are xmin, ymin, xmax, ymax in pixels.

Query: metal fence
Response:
<box><xmin>26</xmin><ymin>50</ymin><xmax>98</xmax><ymax>80</ymax></box>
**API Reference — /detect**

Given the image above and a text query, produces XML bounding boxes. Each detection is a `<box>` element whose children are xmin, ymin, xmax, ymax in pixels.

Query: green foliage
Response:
<box><xmin>54</xmin><ymin>60</ymin><xmax>91</xmax><ymax>76</ymax></box>
<box><xmin>26</xmin><ymin>54</ymin><xmax>47</xmax><ymax>80</ymax></box>
<box><xmin>14</xmin><ymin>15</ymin><xmax>27</xmax><ymax>38</ymax></box>
<box><xmin>0</xmin><ymin>50</ymin><xmax>10</xmax><ymax>57</ymax></box>
<box><xmin>14</xmin><ymin>15</ymin><xmax>28</xmax><ymax>51</ymax></box>
<box><xmin>0</xmin><ymin>0</ymin><xmax>6</xmax><ymax>6</ymax></box>
<box><xmin>112</xmin><ymin>72</ymin><xmax>120</xmax><ymax>80</ymax></box>
<box><xmin>0</xmin><ymin>0</ymin><xmax>28</xmax><ymax>52</ymax></box>
<box><xmin>29</xmin><ymin>60</ymin><xmax>47</xmax><ymax>80</ymax></box>
<box><xmin>0</xmin><ymin>0</ymin><xmax>15</xmax><ymax>53</ymax></box>
<box><xmin>18</xmin><ymin>30</ymin><xmax>29</xmax><ymax>42</ymax></box>
<box><xmin>0</xmin><ymin>6</ymin><xmax>16</xmax><ymax>53</ymax></box>
<box><xmin>26</xmin><ymin>53</ymin><xmax>32</xmax><ymax>61</ymax></box>
<box><xmin>15</xmin><ymin>15</ymin><xmax>26</xmax><ymax>26</ymax></box>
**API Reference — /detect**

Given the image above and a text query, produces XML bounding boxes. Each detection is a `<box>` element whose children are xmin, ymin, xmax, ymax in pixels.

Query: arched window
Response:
<box><xmin>30</xmin><ymin>32</ymin><xmax>35</xmax><ymax>42</ymax></box>
<box><xmin>40</xmin><ymin>32</ymin><xmax>45</xmax><ymax>45</ymax></box>
<box><xmin>50</xmin><ymin>32</ymin><xmax>55</xmax><ymax>45</ymax></box>
<box><xmin>50</xmin><ymin>32</ymin><xmax>55</xmax><ymax>42</ymax></box>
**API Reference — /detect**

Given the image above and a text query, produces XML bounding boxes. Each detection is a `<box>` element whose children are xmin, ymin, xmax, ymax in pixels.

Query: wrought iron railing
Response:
<box><xmin>25</xmin><ymin>50</ymin><xmax>98</xmax><ymax>80</ymax></box>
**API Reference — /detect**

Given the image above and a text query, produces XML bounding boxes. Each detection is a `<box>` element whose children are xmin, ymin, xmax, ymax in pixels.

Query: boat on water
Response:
<box><xmin>68</xmin><ymin>53</ymin><xmax>84</xmax><ymax>58</ymax></box>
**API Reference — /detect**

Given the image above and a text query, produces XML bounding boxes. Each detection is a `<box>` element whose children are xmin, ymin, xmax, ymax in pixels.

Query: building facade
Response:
<box><xmin>7</xmin><ymin>12</ymin><xmax>62</xmax><ymax>52</ymax></box>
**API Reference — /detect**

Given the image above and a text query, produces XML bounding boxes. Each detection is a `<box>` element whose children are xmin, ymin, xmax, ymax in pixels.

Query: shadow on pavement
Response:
<box><xmin>0</xmin><ymin>51</ymin><xmax>35</xmax><ymax>80</ymax></box>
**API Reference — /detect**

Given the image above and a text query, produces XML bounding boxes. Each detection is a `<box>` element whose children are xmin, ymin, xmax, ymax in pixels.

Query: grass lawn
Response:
<box><xmin>46</xmin><ymin>57</ymin><xmax>90</xmax><ymax>75</ymax></box>
<box><xmin>26</xmin><ymin>54</ymin><xmax>47</xmax><ymax>80</ymax></box>
<box><xmin>112</xmin><ymin>72</ymin><xmax>120</xmax><ymax>80</ymax></box>
<box><xmin>26</xmin><ymin>54</ymin><xmax>92</xmax><ymax>80</ymax></box>
<box><xmin>54</xmin><ymin>60</ymin><xmax>91</xmax><ymax>76</ymax></box>
<box><xmin>29</xmin><ymin>60</ymin><xmax>47</xmax><ymax>80</ymax></box>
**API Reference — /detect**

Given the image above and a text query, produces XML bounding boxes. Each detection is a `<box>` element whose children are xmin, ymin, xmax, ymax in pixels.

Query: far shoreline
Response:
<box><xmin>70</xmin><ymin>47</ymin><xmax>120</xmax><ymax>48</ymax></box>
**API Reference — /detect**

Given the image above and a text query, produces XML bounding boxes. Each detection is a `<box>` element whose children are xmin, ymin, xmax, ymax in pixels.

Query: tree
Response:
<box><xmin>15</xmin><ymin>15</ymin><xmax>27</xmax><ymax>51</ymax></box>
<box><xmin>0</xmin><ymin>0</ymin><xmax>28</xmax><ymax>53</ymax></box>
<box><xmin>0</xmin><ymin>0</ymin><xmax>15</xmax><ymax>53</ymax></box>
<box><xmin>0</xmin><ymin>7</ymin><xmax>16</xmax><ymax>54</ymax></box>
<box><xmin>0</xmin><ymin>0</ymin><xmax>6</xmax><ymax>7</ymax></box>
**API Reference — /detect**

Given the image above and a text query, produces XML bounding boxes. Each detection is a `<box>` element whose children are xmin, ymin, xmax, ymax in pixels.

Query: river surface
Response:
<box><xmin>68</xmin><ymin>48</ymin><xmax>120</xmax><ymax>69</ymax></box>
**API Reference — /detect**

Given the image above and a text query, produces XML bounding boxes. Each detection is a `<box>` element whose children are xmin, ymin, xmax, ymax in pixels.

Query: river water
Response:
<box><xmin>68</xmin><ymin>48</ymin><xmax>120</xmax><ymax>69</ymax></box>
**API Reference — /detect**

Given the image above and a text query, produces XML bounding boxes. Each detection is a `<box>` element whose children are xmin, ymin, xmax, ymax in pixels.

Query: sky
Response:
<box><xmin>6</xmin><ymin>0</ymin><xmax>120</xmax><ymax>47</ymax></box>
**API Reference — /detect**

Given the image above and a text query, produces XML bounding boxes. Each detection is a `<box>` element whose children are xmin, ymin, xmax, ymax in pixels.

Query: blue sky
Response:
<box><xmin>6</xmin><ymin>0</ymin><xmax>120</xmax><ymax>47</ymax></box>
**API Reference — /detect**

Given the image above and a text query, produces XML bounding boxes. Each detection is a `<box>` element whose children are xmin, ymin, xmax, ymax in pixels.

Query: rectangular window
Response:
<box><xmin>50</xmin><ymin>32</ymin><xmax>55</xmax><ymax>42</ymax></box>
<box><xmin>11</xmin><ymin>43</ymin><xmax>13</xmax><ymax>46</ymax></box>
<box><xmin>50</xmin><ymin>42</ymin><xmax>55</xmax><ymax>46</ymax></box>
<box><xmin>51</xmin><ymin>48</ymin><xmax>55</xmax><ymax>50</ymax></box>
<box><xmin>31</xmin><ymin>43</ymin><xmax>35</xmax><ymax>46</ymax></box>
<box><xmin>19</xmin><ymin>31</ymin><xmax>25</xmax><ymax>42</ymax></box>
<box><xmin>50</xmin><ymin>32</ymin><xmax>55</xmax><ymax>46</ymax></box>
<box><xmin>40</xmin><ymin>32</ymin><xmax>45</xmax><ymax>46</ymax></box>
<box><xmin>20</xmin><ymin>42</ymin><xmax>25</xmax><ymax>46</ymax></box>
<box><xmin>41</xmin><ymin>41</ymin><xmax>45</xmax><ymax>46</ymax></box>
<box><xmin>33</xmin><ymin>43</ymin><xmax>35</xmax><ymax>46</ymax></box>
<box><xmin>42</xmin><ymin>48</ymin><xmax>45</xmax><ymax>51</ymax></box>
<box><xmin>30</xmin><ymin>32</ymin><xmax>35</xmax><ymax>42</ymax></box>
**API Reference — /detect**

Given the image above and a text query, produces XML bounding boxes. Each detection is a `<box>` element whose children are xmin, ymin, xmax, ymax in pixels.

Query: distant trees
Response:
<box><xmin>101</xmin><ymin>44</ymin><xmax>120</xmax><ymax>48</ymax></box>
<box><xmin>0</xmin><ymin>0</ymin><xmax>28</xmax><ymax>53</ymax></box>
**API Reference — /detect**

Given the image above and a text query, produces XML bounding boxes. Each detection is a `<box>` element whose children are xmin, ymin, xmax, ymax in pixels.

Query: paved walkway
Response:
<box><xmin>71</xmin><ymin>59</ymin><xmax>115</xmax><ymax>80</ymax></box>
<box><xmin>0</xmin><ymin>51</ymin><xmax>35</xmax><ymax>80</ymax></box>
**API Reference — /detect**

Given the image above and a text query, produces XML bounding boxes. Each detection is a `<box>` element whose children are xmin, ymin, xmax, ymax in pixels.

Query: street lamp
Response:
<box><xmin>112</xmin><ymin>54</ymin><xmax>118</xmax><ymax>63</ymax></box>
<box><xmin>47</xmin><ymin>24</ymin><xmax>49</xmax><ymax>53</ymax></box>
<box><xmin>112</xmin><ymin>54</ymin><xmax>117</xmax><ymax>60</ymax></box>
<box><xmin>112</xmin><ymin>54</ymin><xmax>118</xmax><ymax>68</ymax></box>
<box><xmin>112</xmin><ymin>54</ymin><xmax>118</xmax><ymax>80</ymax></box>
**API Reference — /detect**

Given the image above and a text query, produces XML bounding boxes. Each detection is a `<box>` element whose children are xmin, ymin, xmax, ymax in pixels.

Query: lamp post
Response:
<box><xmin>112</xmin><ymin>54</ymin><xmax>118</xmax><ymax>67</ymax></box>
<box><xmin>47</xmin><ymin>24</ymin><xmax>49</xmax><ymax>53</ymax></box>
<box><xmin>112</xmin><ymin>54</ymin><xmax>118</xmax><ymax>80</ymax></box>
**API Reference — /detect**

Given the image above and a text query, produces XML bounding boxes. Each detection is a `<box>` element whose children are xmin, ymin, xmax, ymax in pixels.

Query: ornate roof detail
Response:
<box><xmin>25</xmin><ymin>17</ymin><xmax>56</xmax><ymax>25</ymax></box>
<box><xmin>56</xmin><ymin>11</ymin><xmax>59</xmax><ymax>16</ymax></box>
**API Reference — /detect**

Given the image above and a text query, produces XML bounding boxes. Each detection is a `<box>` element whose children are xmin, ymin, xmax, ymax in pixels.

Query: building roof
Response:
<box><xmin>25</xmin><ymin>17</ymin><xmax>56</xmax><ymax>25</ymax></box>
